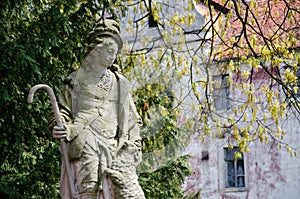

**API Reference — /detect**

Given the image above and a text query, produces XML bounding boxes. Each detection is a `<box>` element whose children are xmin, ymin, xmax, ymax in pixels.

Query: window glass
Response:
<box><xmin>224</xmin><ymin>147</ymin><xmax>245</xmax><ymax>188</ymax></box>
<box><xmin>213</xmin><ymin>74</ymin><xmax>230</xmax><ymax>110</ymax></box>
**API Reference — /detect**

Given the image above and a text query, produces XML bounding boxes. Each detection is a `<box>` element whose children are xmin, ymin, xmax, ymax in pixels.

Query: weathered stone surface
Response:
<box><xmin>50</xmin><ymin>19</ymin><xmax>145</xmax><ymax>199</ymax></box>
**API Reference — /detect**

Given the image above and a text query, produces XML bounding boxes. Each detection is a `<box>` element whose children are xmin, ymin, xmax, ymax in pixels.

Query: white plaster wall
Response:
<box><xmin>118</xmin><ymin>1</ymin><xmax>300</xmax><ymax>198</ymax></box>
<box><xmin>182</xmin><ymin>115</ymin><xmax>300</xmax><ymax>199</ymax></box>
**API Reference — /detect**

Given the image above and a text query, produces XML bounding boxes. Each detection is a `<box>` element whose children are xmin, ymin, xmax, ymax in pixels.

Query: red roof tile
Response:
<box><xmin>210</xmin><ymin>0</ymin><xmax>300</xmax><ymax>60</ymax></box>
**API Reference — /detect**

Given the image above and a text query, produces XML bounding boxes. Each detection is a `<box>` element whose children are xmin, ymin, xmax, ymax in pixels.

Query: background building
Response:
<box><xmin>119</xmin><ymin>0</ymin><xmax>300</xmax><ymax>198</ymax></box>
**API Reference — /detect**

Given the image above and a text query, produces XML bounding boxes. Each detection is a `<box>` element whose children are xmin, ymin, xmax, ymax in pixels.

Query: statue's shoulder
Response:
<box><xmin>63</xmin><ymin>71</ymin><xmax>78</xmax><ymax>88</ymax></box>
<box><xmin>110</xmin><ymin>65</ymin><xmax>129</xmax><ymax>85</ymax></box>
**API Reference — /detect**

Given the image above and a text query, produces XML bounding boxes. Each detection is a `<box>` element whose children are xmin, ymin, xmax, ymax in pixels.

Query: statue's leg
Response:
<box><xmin>113</xmin><ymin>166</ymin><xmax>145</xmax><ymax>199</ymax></box>
<box><xmin>75</xmin><ymin>132</ymin><xmax>117</xmax><ymax>199</ymax></box>
<box><xmin>75</xmin><ymin>136</ymin><xmax>101</xmax><ymax>199</ymax></box>
<box><xmin>107</xmin><ymin>156</ymin><xmax>145</xmax><ymax>199</ymax></box>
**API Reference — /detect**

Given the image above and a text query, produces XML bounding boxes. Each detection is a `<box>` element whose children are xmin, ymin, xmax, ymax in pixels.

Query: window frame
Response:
<box><xmin>224</xmin><ymin>147</ymin><xmax>246</xmax><ymax>188</ymax></box>
<box><xmin>213</xmin><ymin>74</ymin><xmax>230</xmax><ymax>111</ymax></box>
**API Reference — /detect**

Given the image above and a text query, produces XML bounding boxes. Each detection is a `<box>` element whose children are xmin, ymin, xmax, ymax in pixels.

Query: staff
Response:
<box><xmin>27</xmin><ymin>84</ymin><xmax>78</xmax><ymax>198</ymax></box>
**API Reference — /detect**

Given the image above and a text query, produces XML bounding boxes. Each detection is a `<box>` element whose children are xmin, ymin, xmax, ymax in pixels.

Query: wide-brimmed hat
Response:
<box><xmin>87</xmin><ymin>19</ymin><xmax>123</xmax><ymax>53</ymax></box>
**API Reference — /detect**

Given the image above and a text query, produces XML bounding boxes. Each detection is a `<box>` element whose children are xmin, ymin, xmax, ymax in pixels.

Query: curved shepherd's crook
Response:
<box><xmin>28</xmin><ymin>84</ymin><xmax>78</xmax><ymax>198</ymax></box>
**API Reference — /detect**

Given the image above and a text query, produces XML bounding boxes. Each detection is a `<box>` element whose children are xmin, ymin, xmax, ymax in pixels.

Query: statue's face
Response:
<box><xmin>95</xmin><ymin>37</ymin><xmax>119</xmax><ymax>68</ymax></box>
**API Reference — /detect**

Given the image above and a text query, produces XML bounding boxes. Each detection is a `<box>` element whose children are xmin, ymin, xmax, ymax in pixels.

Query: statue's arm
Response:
<box><xmin>48</xmin><ymin>72</ymin><xmax>85</xmax><ymax>141</ymax></box>
<box><xmin>128</xmin><ymin>94</ymin><xmax>142</xmax><ymax>146</ymax></box>
<box><xmin>127</xmin><ymin>94</ymin><xmax>143</xmax><ymax>163</ymax></box>
<box><xmin>48</xmin><ymin>78</ymin><xmax>73</xmax><ymax>132</ymax></box>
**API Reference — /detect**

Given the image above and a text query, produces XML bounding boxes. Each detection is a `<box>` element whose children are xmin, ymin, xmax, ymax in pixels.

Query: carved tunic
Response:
<box><xmin>69</xmin><ymin>69</ymin><xmax>119</xmax><ymax>156</ymax></box>
<box><xmin>52</xmin><ymin>68</ymin><xmax>145</xmax><ymax>199</ymax></box>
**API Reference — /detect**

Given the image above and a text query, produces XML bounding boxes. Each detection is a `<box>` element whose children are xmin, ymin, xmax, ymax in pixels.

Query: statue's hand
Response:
<box><xmin>115</xmin><ymin>141</ymin><xmax>142</xmax><ymax>166</ymax></box>
<box><xmin>52</xmin><ymin>125</ymin><xmax>68</xmax><ymax>140</ymax></box>
<box><xmin>122</xmin><ymin>141</ymin><xmax>137</xmax><ymax>151</ymax></box>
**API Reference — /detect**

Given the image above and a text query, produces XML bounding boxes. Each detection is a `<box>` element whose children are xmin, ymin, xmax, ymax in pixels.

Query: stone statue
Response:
<box><xmin>48</xmin><ymin>19</ymin><xmax>145</xmax><ymax>199</ymax></box>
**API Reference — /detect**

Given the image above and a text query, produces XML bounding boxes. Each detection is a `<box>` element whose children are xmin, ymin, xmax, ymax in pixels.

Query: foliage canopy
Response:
<box><xmin>0</xmin><ymin>0</ymin><xmax>190</xmax><ymax>198</ymax></box>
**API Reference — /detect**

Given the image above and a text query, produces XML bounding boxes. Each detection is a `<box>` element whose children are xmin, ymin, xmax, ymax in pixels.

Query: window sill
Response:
<box><xmin>221</xmin><ymin>187</ymin><xmax>248</xmax><ymax>193</ymax></box>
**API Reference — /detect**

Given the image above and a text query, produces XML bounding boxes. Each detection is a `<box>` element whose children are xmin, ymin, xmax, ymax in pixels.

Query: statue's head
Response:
<box><xmin>86</xmin><ymin>18</ymin><xmax>123</xmax><ymax>54</ymax></box>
